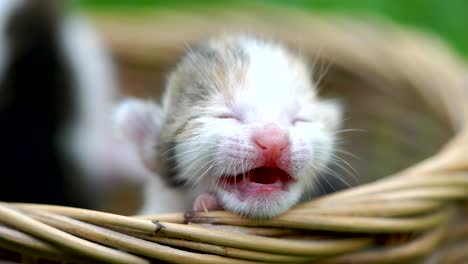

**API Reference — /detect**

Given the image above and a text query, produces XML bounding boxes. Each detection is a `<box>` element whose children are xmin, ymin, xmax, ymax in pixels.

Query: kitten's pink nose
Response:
<box><xmin>252</xmin><ymin>123</ymin><xmax>289</xmax><ymax>161</ymax></box>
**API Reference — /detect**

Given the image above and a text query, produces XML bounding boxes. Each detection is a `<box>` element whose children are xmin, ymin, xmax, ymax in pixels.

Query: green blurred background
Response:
<box><xmin>75</xmin><ymin>0</ymin><xmax>468</xmax><ymax>58</ymax></box>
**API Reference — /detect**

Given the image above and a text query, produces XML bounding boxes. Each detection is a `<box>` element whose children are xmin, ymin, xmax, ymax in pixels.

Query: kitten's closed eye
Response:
<box><xmin>216</xmin><ymin>113</ymin><xmax>242</xmax><ymax>122</ymax></box>
<box><xmin>292</xmin><ymin>117</ymin><xmax>313</xmax><ymax>125</ymax></box>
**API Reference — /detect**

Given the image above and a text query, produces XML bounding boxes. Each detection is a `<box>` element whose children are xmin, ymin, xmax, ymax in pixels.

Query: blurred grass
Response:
<box><xmin>75</xmin><ymin>0</ymin><xmax>468</xmax><ymax>58</ymax></box>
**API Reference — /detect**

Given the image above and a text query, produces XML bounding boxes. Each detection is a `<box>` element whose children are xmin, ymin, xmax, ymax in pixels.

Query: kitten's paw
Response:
<box><xmin>193</xmin><ymin>193</ymin><xmax>221</xmax><ymax>212</ymax></box>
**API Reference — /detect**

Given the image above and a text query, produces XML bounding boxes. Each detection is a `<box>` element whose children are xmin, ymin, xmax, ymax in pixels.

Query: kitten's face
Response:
<box><xmin>158</xmin><ymin>36</ymin><xmax>341</xmax><ymax>218</ymax></box>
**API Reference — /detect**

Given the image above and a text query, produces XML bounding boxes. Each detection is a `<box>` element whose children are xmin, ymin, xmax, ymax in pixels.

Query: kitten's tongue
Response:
<box><xmin>249</xmin><ymin>167</ymin><xmax>288</xmax><ymax>184</ymax></box>
<box><xmin>220</xmin><ymin>167</ymin><xmax>292</xmax><ymax>199</ymax></box>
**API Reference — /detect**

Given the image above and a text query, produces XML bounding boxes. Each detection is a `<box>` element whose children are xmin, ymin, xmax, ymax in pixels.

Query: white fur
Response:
<box><xmin>113</xmin><ymin>99</ymin><xmax>194</xmax><ymax>214</ymax></box>
<box><xmin>112</xmin><ymin>98</ymin><xmax>163</xmax><ymax>171</ymax></box>
<box><xmin>116</xmin><ymin>36</ymin><xmax>341</xmax><ymax>217</ymax></box>
<box><xmin>138</xmin><ymin>174</ymin><xmax>193</xmax><ymax>214</ymax></box>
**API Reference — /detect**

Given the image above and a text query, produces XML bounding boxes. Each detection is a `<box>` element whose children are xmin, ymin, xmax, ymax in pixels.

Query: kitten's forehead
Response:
<box><xmin>168</xmin><ymin>36</ymin><xmax>316</xmax><ymax>117</ymax></box>
<box><xmin>218</xmin><ymin>35</ymin><xmax>315</xmax><ymax>119</ymax></box>
<box><xmin>237</xmin><ymin>38</ymin><xmax>315</xmax><ymax>115</ymax></box>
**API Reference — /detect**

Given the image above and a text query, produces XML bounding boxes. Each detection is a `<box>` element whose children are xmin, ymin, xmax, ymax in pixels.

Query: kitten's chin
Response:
<box><xmin>216</xmin><ymin>182</ymin><xmax>303</xmax><ymax>219</ymax></box>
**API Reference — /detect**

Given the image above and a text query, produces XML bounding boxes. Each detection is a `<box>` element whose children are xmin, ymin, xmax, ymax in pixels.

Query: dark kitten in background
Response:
<box><xmin>0</xmin><ymin>0</ymin><xmax>147</xmax><ymax>213</ymax></box>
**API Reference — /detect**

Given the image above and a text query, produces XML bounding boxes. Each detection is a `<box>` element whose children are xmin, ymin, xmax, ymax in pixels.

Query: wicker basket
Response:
<box><xmin>2</xmin><ymin>7</ymin><xmax>468</xmax><ymax>264</ymax></box>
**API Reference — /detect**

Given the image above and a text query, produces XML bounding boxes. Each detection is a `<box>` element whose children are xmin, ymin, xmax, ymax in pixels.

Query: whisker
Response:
<box><xmin>159</xmin><ymin>140</ymin><xmax>218</xmax><ymax>156</ymax></box>
<box><xmin>328</xmin><ymin>153</ymin><xmax>359</xmax><ymax>175</ymax></box>
<box><xmin>331</xmin><ymin>128</ymin><xmax>367</xmax><ymax>135</ymax></box>
<box><xmin>334</xmin><ymin>149</ymin><xmax>361</xmax><ymax>160</ymax></box>
<box><xmin>308</xmin><ymin>163</ymin><xmax>327</xmax><ymax>194</ymax></box>
<box><xmin>312</xmin><ymin>148</ymin><xmax>359</xmax><ymax>184</ymax></box>
<box><xmin>194</xmin><ymin>162</ymin><xmax>218</xmax><ymax>186</ymax></box>
<box><xmin>174</xmin><ymin>151</ymin><xmax>217</xmax><ymax>169</ymax></box>
<box><xmin>165</xmin><ymin>145</ymin><xmax>217</xmax><ymax>161</ymax></box>
<box><xmin>319</xmin><ymin>165</ymin><xmax>353</xmax><ymax>188</ymax></box>
<box><xmin>179</xmin><ymin>153</ymin><xmax>219</xmax><ymax>186</ymax></box>
<box><xmin>215</xmin><ymin>165</ymin><xmax>227</xmax><ymax>192</ymax></box>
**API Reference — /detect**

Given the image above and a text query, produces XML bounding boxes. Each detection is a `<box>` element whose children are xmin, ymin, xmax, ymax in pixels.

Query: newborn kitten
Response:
<box><xmin>115</xmin><ymin>35</ymin><xmax>342</xmax><ymax>218</ymax></box>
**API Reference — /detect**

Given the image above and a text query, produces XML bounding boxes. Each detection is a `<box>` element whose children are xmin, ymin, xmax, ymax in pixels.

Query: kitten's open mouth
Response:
<box><xmin>219</xmin><ymin>167</ymin><xmax>294</xmax><ymax>199</ymax></box>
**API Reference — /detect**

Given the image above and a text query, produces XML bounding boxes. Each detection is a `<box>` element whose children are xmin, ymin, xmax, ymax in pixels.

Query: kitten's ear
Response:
<box><xmin>113</xmin><ymin>98</ymin><xmax>163</xmax><ymax>172</ymax></box>
<box><xmin>317</xmin><ymin>99</ymin><xmax>343</xmax><ymax>131</ymax></box>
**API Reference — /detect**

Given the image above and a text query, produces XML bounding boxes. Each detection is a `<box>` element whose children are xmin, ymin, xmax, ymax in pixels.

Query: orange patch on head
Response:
<box><xmin>177</xmin><ymin>120</ymin><xmax>204</xmax><ymax>140</ymax></box>
<box><xmin>218</xmin><ymin>63</ymin><xmax>248</xmax><ymax>104</ymax></box>
<box><xmin>234</xmin><ymin>65</ymin><xmax>248</xmax><ymax>88</ymax></box>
